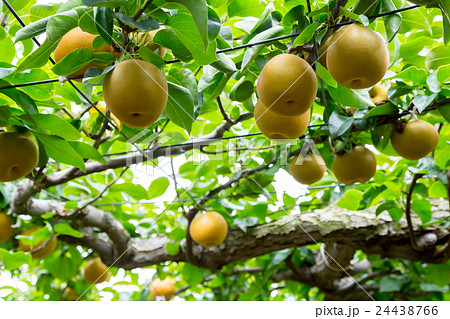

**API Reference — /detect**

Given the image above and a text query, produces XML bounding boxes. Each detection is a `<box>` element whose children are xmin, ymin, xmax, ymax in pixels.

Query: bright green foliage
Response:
<box><xmin>0</xmin><ymin>0</ymin><xmax>449</xmax><ymax>301</ymax></box>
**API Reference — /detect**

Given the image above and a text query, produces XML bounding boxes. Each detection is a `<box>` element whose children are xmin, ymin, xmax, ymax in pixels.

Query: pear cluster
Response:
<box><xmin>254</xmin><ymin>54</ymin><xmax>317</xmax><ymax>142</ymax></box>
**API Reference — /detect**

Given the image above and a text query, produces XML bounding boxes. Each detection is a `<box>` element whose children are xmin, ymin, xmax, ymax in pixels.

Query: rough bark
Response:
<box><xmin>9</xmin><ymin>177</ymin><xmax>450</xmax><ymax>300</ymax></box>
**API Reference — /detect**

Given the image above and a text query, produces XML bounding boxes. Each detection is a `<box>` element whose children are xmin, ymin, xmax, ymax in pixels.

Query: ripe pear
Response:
<box><xmin>84</xmin><ymin>257</ymin><xmax>111</xmax><ymax>284</ymax></box>
<box><xmin>150</xmin><ymin>278</ymin><xmax>175</xmax><ymax>299</ymax></box>
<box><xmin>63</xmin><ymin>287</ymin><xmax>79</xmax><ymax>301</ymax></box>
<box><xmin>326</xmin><ymin>24</ymin><xmax>389</xmax><ymax>89</ymax></box>
<box><xmin>103</xmin><ymin>59</ymin><xmax>168</xmax><ymax>128</ymax></box>
<box><xmin>18</xmin><ymin>226</ymin><xmax>58</xmax><ymax>259</ymax></box>
<box><xmin>333</xmin><ymin>146</ymin><xmax>377</xmax><ymax>185</ymax></box>
<box><xmin>254</xmin><ymin>100</ymin><xmax>311</xmax><ymax>142</ymax></box>
<box><xmin>0</xmin><ymin>213</ymin><xmax>13</xmax><ymax>243</ymax></box>
<box><xmin>289</xmin><ymin>154</ymin><xmax>326</xmax><ymax>185</ymax></box>
<box><xmin>189</xmin><ymin>211</ymin><xmax>228</xmax><ymax>248</ymax></box>
<box><xmin>256</xmin><ymin>54</ymin><xmax>318</xmax><ymax>116</ymax></box>
<box><xmin>369</xmin><ymin>84</ymin><xmax>389</xmax><ymax>104</ymax></box>
<box><xmin>90</xmin><ymin>101</ymin><xmax>123</xmax><ymax>131</ymax></box>
<box><xmin>391</xmin><ymin>120</ymin><xmax>439</xmax><ymax>160</ymax></box>
<box><xmin>137</xmin><ymin>27</ymin><xmax>167</xmax><ymax>58</ymax></box>
<box><xmin>0</xmin><ymin>132</ymin><xmax>39</xmax><ymax>182</ymax></box>
<box><xmin>54</xmin><ymin>27</ymin><xmax>113</xmax><ymax>79</ymax></box>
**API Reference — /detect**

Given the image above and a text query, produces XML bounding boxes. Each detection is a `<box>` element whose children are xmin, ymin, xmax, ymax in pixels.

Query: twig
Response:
<box><xmin>92</xmin><ymin>109</ymin><xmax>112</xmax><ymax>148</ymax></box>
<box><xmin>28</xmin><ymin>232</ymin><xmax>57</xmax><ymax>255</ymax></box>
<box><xmin>171</xmin><ymin>157</ymin><xmax>181</xmax><ymax>199</ymax></box>
<box><xmin>405</xmin><ymin>173</ymin><xmax>424</xmax><ymax>251</ymax></box>
<box><xmin>61</xmin><ymin>107</ymin><xmax>75</xmax><ymax>120</ymax></box>
<box><xmin>184</xmin><ymin>207</ymin><xmax>199</xmax><ymax>265</ymax></box>
<box><xmin>72</xmin><ymin>167</ymin><xmax>129</xmax><ymax>215</ymax></box>
<box><xmin>199</xmin><ymin>144</ymin><xmax>276</xmax><ymax>155</ymax></box>
<box><xmin>217</xmin><ymin>96</ymin><xmax>235</xmax><ymax>125</ymax></box>
<box><xmin>132</xmin><ymin>0</ymin><xmax>154</xmax><ymax>21</ymax></box>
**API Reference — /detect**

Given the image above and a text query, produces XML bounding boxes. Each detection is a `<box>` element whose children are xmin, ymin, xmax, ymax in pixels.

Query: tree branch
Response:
<box><xmin>39</xmin><ymin>113</ymin><xmax>254</xmax><ymax>188</ymax></box>
<box><xmin>217</xmin><ymin>96</ymin><xmax>235</xmax><ymax>125</ymax></box>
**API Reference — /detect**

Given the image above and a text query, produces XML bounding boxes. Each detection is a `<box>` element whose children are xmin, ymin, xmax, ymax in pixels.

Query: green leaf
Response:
<box><xmin>229</xmin><ymin>77</ymin><xmax>254</xmax><ymax>102</ymax></box>
<box><xmin>47</xmin><ymin>256</ymin><xmax>79</xmax><ymax>281</ymax></box>
<box><xmin>167</xmin><ymin>0</ymin><xmax>208</xmax><ymax>49</ymax></box>
<box><xmin>270</xmin><ymin>248</ymin><xmax>291</xmax><ymax>265</ymax></box>
<box><xmin>379</xmin><ymin>276</ymin><xmax>404</xmax><ymax>293</ymax></box>
<box><xmin>329</xmin><ymin>112</ymin><xmax>354</xmax><ymax>138</ymax></box>
<box><xmin>54</xmin><ymin>223</ymin><xmax>84</xmax><ymax>238</ymax></box>
<box><xmin>110</xmin><ymin>183</ymin><xmax>149</xmax><ymax>200</ymax></box>
<box><xmin>0</xmin><ymin>36</ymin><xmax>15</xmax><ymax>64</ymax></box>
<box><xmin>148</xmin><ymin>177</ymin><xmax>170</xmax><ymax>199</ymax></box>
<box><xmin>6</xmin><ymin>69</ymin><xmax>54</xmax><ymax>101</ymax></box>
<box><xmin>15</xmin><ymin>8</ymin><xmax>84</xmax><ymax>42</ymax></box>
<box><xmin>428</xmin><ymin>181</ymin><xmax>448</xmax><ymax>198</ymax></box>
<box><xmin>316</xmin><ymin>62</ymin><xmax>337</xmax><ymax>88</ymax></box>
<box><xmin>115</xmin><ymin>13</ymin><xmax>159</xmax><ymax>31</ymax></box>
<box><xmin>0</xmin><ymin>106</ymin><xmax>11</xmax><ymax>125</ymax></box>
<box><xmin>336</xmin><ymin>189</ymin><xmax>363</xmax><ymax>210</ymax></box>
<box><xmin>95</xmin><ymin>7</ymin><xmax>113</xmax><ymax>45</ymax></box>
<box><xmin>82</xmin><ymin>0</ymin><xmax>128</xmax><ymax>7</ymax></box>
<box><xmin>210</xmin><ymin>53</ymin><xmax>237</xmax><ymax>73</ymax></box>
<box><xmin>52</xmin><ymin>48</ymin><xmax>114</xmax><ymax>76</ymax></box>
<box><xmin>411</xmin><ymin>199</ymin><xmax>433</xmax><ymax>224</ymax></box>
<box><xmin>427</xmin><ymin>73</ymin><xmax>441</xmax><ymax>93</ymax></box>
<box><xmin>153</xmin><ymin>28</ymin><xmax>193</xmax><ymax>62</ymax></box>
<box><xmin>165</xmin><ymin>242</ymin><xmax>181</xmax><ymax>256</ymax></box>
<box><xmin>34</xmin><ymin>133</ymin><xmax>86</xmax><ymax>172</ymax></box>
<box><xmin>353</xmin><ymin>0</ymin><xmax>379</xmax><ymax>15</ymax></box>
<box><xmin>0</xmin><ymin>63</ymin><xmax>15</xmax><ymax>79</ymax></box>
<box><xmin>15</xmin><ymin>40</ymin><xmax>56</xmax><ymax>73</ymax></box>
<box><xmin>327</xmin><ymin>85</ymin><xmax>374</xmax><ymax>108</ymax></box>
<box><xmin>228</xmin><ymin>0</ymin><xmax>265</xmax><ymax>18</ymax></box>
<box><xmin>293</xmin><ymin>23</ymin><xmax>320</xmax><ymax>46</ymax></box>
<box><xmin>241</xmin><ymin>26</ymin><xmax>284</xmax><ymax>69</ymax></box>
<box><xmin>68</xmin><ymin>141</ymin><xmax>107</xmax><ymax>163</ymax></box>
<box><xmin>437</xmin><ymin>103</ymin><xmax>450</xmax><ymax>123</ymax></box>
<box><xmin>0</xmin><ymin>79</ymin><xmax>38</xmax><ymax>114</ymax></box>
<box><xmin>380</xmin><ymin>0</ymin><xmax>402</xmax><ymax>42</ymax></box>
<box><xmin>168</xmin><ymin>13</ymin><xmax>217</xmax><ymax>65</ymax></box>
<box><xmin>426</xmin><ymin>44</ymin><xmax>450</xmax><ymax>70</ymax></box>
<box><xmin>339</xmin><ymin>7</ymin><xmax>369</xmax><ymax>26</ymax></box>
<box><xmin>371</xmin><ymin>123</ymin><xmax>394</xmax><ymax>152</ymax></box>
<box><xmin>364</xmin><ymin>103</ymin><xmax>395</xmax><ymax>118</ymax></box>
<box><xmin>138</xmin><ymin>46</ymin><xmax>165</xmax><ymax>70</ymax></box>
<box><xmin>26</xmin><ymin>114</ymin><xmax>81</xmax><ymax>140</ymax></box>
<box><xmin>388</xmin><ymin>66</ymin><xmax>427</xmax><ymax>85</ymax></box>
<box><xmin>437</xmin><ymin>64</ymin><xmax>450</xmax><ymax>83</ymax></box>
<box><xmin>182</xmin><ymin>263</ymin><xmax>204</xmax><ymax>285</ymax></box>
<box><xmin>165</xmin><ymin>82</ymin><xmax>195</xmax><ymax>132</ymax></box>
<box><xmin>0</xmin><ymin>249</ymin><xmax>31</xmax><ymax>270</ymax></box>
<box><xmin>438</xmin><ymin>0</ymin><xmax>450</xmax><ymax>46</ymax></box>
<box><xmin>412</xmin><ymin>94</ymin><xmax>437</xmax><ymax>113</ymax></box>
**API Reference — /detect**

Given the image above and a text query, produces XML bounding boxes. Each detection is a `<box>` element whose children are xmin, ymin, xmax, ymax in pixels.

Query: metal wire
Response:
<box><xmin>165</xmin><ymin>4</ymin><xmax>421</xmax><ymax>64</ymax></box>
<box><xmin>0</xmin><ymin>4</ymin><xmax>422</xmax><ymax>90</ymax></box>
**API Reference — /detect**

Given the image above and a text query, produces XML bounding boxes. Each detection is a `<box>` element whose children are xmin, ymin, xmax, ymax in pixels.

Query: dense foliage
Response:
<box><xmin>0</xmin><ymin>0</ymin><xmax>449</xmax><ymax>301</ymax></box>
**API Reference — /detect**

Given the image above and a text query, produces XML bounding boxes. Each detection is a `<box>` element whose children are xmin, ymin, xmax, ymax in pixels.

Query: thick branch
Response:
<box><xmin>40</xmin><ymin>113</ymin><xmax>253</xmax><ymax>188</ymax></box>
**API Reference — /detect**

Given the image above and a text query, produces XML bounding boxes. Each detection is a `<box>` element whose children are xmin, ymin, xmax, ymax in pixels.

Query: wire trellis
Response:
<box><xmin>0</xmin><ymin>1</ymin><xmax>425</xmax><ymax>161</ymax></box>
